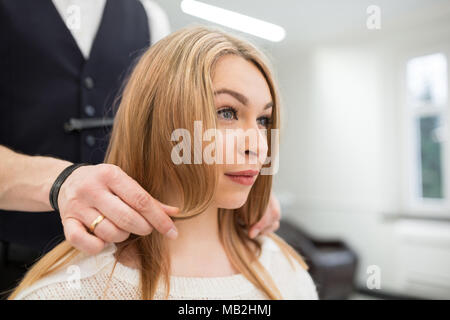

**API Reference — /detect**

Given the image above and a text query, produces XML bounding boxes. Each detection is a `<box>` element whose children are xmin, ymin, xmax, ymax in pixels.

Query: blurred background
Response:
<box><xmin>155</xmin><ymin>0</ymin><xmax>450</xmax><ymax>299</ymax></box>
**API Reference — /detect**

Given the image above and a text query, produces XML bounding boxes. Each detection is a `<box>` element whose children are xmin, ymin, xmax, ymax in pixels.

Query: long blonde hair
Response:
<box><xmin>8</xmin><ymin>25</ymin><xmax>308</xmax><ymax>300</ymax></box>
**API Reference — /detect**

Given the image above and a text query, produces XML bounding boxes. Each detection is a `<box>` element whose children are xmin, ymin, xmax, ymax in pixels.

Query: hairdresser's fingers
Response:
<box><xmin>133</xmin><ymin>194</ymin><xmax>179</xmax><ymax>240</ymax></box>
<box><xmin>130</xmin><ymin>195</ymin><xmax>179</xmax><ymax>240</ymax></box>
<box><xmin>63</xmin><ymin>217</ymin><xmax>105</xmax><ymax>255</ymax></box>
<box><xmin>57</xmin><ymin>163</ymin><xmax>151</xmax><ymax>236</ymax></box>
<box><xmin>248</xmin><ymin>214</ymin><xmax>270</xmax><ymax>239</ymax></box>
<box><xmin>56</xmin><ymin>163</ymin><xmax>146</xmax><ymax>254</ymax></box>
<box><xmin>75</xmin><ymin>206</ymin><xmax>130</xmax><ymax>243</ymax></box>
<box><xmin>259</xmin><ymin>220</ymin><xmax>280</xmax><ymax>237</ymax></box>
<box><xmin>249</xmin><ymin>192</ymin><xmax>281</xmax><ymax>239</ymax></box>
<box><xmin>104</xmin><ymin>164</ymin><xmax>180</xmax><ymax>217</ymax></box>
<box><xmin>92</xmin><ymin>191</ymin><xmax>154</xmax><ymax>236</ymax></box>
<box><xmin>103</xmin><ymin>166</ymin><xmax>179</xmax><ymax>239</ymax></box>
<box><xmin>57</xmin><ymin>163</ymin><xmax>178</xmax><ymax>243</ymax></box>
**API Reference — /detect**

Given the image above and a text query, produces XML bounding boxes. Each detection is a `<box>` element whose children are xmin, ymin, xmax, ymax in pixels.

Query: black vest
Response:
<box><xmin>0</xmin><ymin>0</ymin><xmax>150</xmax><ymax>251</ymax></box>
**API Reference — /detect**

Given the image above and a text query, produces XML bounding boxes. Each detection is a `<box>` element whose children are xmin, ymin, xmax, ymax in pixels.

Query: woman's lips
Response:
<box><xmin>224</xmin><ymin>170</ymin><xmax>259</xmax><ymax>186</ymax></box>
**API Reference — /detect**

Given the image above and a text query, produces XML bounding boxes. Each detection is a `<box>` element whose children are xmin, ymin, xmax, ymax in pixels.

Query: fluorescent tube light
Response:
<box><xmin>180</xmin><ymin>0</ymin><xmax>286</xmax><ymax>42</ymax></box>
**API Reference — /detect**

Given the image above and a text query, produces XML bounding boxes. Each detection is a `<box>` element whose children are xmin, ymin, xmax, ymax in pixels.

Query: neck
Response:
<box><xmin>116</xmin><ymin>204</ymin><xmax>241</xmax><ymax>276</ymax></box>
<box><xmin>166</xmin><ymin>206</ymin><xmax>221</xmax><ymax>254</ymax></box>
<box><xmin>166</xmin><ymin>206</ymin><xmax>242</xmax><ymax>277</ymax></box>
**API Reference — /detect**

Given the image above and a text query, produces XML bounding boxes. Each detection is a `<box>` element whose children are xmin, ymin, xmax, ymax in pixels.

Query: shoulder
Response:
<box><xmin>138</xmin><ymin>0</ymin><xmax>171</xmax><ymax>43</ymax></box>
<box><xmin>258</xmin><ymin>235</ymin><xmax>319</xmax><ymax>300</ymax></box>
<box><xmin>14</xmin><ymin>244</ymin><xmax>139</xmax><ymax>300</ymax></box>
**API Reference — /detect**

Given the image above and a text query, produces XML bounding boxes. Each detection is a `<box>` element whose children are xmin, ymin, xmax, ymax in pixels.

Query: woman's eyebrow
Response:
<box><xmin>214</xmin><ymin>88</ymin><xmax>273</xmax><ymax>109</ymax></box>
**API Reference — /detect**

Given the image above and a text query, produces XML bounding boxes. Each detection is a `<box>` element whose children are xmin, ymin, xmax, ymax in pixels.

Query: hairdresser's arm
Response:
<box><xmin>0</xmin><ymin>145</ymin><xmax>179</xmax><ymax>255</ymax></box>
<box><xmin>0</xmin><ymin>145</ymin><xmax>73</xmax><ymax>211</ymax></box>
<box><xmin>248</xmin><ymin>192</ymin><xmax>281</xmax><ymax>239</ymax></box>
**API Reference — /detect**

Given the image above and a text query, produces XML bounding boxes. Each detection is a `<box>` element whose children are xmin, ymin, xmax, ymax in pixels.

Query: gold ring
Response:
<box><xmin>89</xmin><ymin>215</ymin><xmax>105</xmax><ymax>233</ymax></box>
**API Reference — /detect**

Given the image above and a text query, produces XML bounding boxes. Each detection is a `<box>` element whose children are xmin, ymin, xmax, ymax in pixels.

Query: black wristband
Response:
<box><xmin>49</xmin><ymin>163</ymin><xmax>90</xmax><ymax>212</ymax></box>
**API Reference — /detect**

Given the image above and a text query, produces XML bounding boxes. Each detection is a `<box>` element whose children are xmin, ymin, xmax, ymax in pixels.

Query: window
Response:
<box><xmin>405</xmin><ymin>53</ymin><xmax>449</xmax><ymax>213</ymax></box>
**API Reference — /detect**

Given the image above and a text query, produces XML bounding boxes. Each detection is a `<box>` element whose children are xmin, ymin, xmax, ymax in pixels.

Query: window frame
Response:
<box><xmin>400</xmin><ymin>46</ymin><xmax>450</xmax><ymax>217</ymax></box>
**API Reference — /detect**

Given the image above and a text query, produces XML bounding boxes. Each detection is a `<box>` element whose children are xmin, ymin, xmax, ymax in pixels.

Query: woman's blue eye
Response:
<box><xmin>217</xmin><ymin>107</ymin><xmax>271</xmax><ymax>127</ymax></box>
<box><xmin>217</xmin><ymin>107</ymin><xmax>237</xmax><ymax>120</ymax></box>
<box><xmin>258</xmin><ymin>116</ymin><xmax>272</xmax><ymax>127</ymax></box>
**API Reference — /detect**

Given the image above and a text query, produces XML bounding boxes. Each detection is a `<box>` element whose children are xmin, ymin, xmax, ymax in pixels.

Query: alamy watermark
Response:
<box><xmin>366</xmin><ymin>5</ymin><xmax>381</xmax><ymax>30</ymax></box>
<box><xmin>66</xmin><ymin>264</ymin><xmax>81</xmax><ymax>290</ymax></box>
<box><xmin>66</xmin><ymin>5</ymin><xmax>81</xmax><ymax>31</ymax></box>
<box><xmin>170</xmin><ymin>121</ymin><xmax>279</xmax><ymax>175</ymax></box>
<box><xmin>366</xmin><ymin>265</ymin><xmax>381</xmax><ymax>290</ymax></box>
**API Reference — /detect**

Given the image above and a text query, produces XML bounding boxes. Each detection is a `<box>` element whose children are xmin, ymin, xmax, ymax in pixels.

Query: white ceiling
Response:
<box><xmin>155</xmin><ymin>0</ymin><xmax>450</xmax><ymax>50</ymax></box>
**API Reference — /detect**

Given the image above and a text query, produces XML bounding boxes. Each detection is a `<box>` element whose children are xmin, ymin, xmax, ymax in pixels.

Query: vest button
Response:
<box><xmin>85</xmin><ymin>135</ymin><xmax>96</xmax><ymax>147</ymax></box>
<box><xmin>84</xmin><ymin>77</ymin><xmax>95</xmax><ymax>89</ymax></box>
<box><xmin>84</xmin><ymin>105</ymin><xmax>95</xmax><ymax>116</ymax></box>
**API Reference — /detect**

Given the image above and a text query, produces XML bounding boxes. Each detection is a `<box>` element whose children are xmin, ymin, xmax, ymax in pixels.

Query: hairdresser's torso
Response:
<box><xmin>0</xmin><ymin>0</ymin><xmax>168</xmax><ymax>250</ymax></box>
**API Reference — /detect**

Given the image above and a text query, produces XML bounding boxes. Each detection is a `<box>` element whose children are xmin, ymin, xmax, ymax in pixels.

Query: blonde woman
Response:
<box><xmin>9</xmin><ymin>25</ymin><xmax>318</xmax><ymax>300</ymax></box>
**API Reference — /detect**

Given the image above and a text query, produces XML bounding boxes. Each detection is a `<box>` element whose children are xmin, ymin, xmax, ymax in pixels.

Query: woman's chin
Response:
<box><xmin>217</xmin><ymin>192</ymin><xmax>251</xmax><ymax>209</ymax></box>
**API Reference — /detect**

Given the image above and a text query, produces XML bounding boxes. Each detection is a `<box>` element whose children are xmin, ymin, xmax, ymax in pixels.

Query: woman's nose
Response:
<box><xmin>239</xmin><ymin>121</ymin><xmax>268</xmax><ymax>164</ymax></box>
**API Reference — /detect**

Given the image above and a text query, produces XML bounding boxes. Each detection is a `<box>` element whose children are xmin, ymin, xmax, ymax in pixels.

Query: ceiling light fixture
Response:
<box><xmin>180</xmin><ymin>0</ymin><xmax>286</xmax><ymax>42</ymax></box>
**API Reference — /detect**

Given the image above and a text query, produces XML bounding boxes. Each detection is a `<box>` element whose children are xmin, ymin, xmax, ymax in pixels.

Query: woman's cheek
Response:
<box><xmin>222</xmin><ymin>129</ymin><xmax>235</xmax><ymax>164</ymax></box>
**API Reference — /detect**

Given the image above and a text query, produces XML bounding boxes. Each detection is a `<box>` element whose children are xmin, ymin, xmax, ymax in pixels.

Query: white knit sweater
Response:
<box><xmin>14</xmin><ymin>235</ymin><xmax>319</xmax><ymax>300</ymax></box>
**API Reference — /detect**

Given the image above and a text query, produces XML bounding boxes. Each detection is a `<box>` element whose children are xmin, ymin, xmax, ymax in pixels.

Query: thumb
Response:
<box><xmin>155</xmin><ymin>200</ymin><xmax>180</xmax><ymax>216</ymax></box>
<box><xmin>249</xmin><ymin>221</ymin><xmax>263</xmax><ymax>239</ymax></box>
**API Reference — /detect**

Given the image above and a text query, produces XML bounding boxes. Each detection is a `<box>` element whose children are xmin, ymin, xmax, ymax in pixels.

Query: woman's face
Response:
<box><xmin>211</xmin><ymin>54</ymin><xmax>273</xmax><ymax>209</ymax></box>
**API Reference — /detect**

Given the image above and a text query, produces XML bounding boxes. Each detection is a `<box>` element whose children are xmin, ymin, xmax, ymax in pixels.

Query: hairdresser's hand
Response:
<box><xmin>249</xmin><ymin>192</ymin><xmax>281</xmax><ymax>239</ymax></box>
<box><xmin>57</xmin><ymin>163</ymin><xmax>180</xmax><ymax>255</ymax></box>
